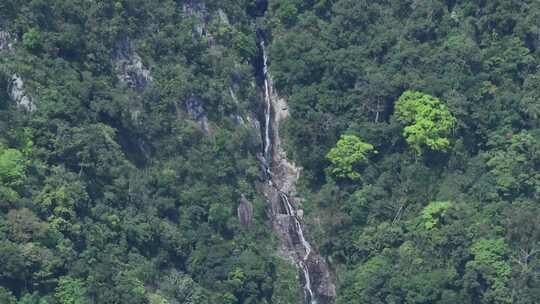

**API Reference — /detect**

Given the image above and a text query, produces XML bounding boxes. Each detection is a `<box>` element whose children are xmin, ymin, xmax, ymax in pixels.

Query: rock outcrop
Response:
<box><xmin>0</xmin><ymin>31</ymin><xmax>13</xmax><ymax>52</ymax></box>
<box><xmin>1</xmin><ymin>31</ymin><xmax>36</xmax><ymax>112</ymax></box>
<box><xmin>182</xmin><ymin>0</ymin><xmax>209</xmax><ymax>36</ymax></box>
<box><xmin>237</xmin><ymin>195</ymin><xmax>254</xmax><ymax>228</ymax></box>
<box><xmin>9</xmin><ymin>75</ymin><xmax>36</xmax><ymax>112</ymax></box>
<box><xmin>258</xmin><ymin>42</ymin><xmax>336</xmax><ymax>303</ymax></box>
<box><xmin>185</xmin><ymin>96</ymin><xmax>210</xmax><ymax>133</ymax></box>
<box><xmin>182</xmin><ymin>0</ymin><xmax>217</xmax><ymax>47</ymax></box>
<box><xmin>114</xmin><ymin>41</ymin><xmax>152</xmax><ymax>90</ymax></box>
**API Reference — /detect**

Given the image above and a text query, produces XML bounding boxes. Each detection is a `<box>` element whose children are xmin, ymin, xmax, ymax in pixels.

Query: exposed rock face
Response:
<box><xmin>0</xmin><ymin>31</ymin><xmax>36</xmax><ymax>112</ymax></box>
<box><xmin>114</xmin><ymin>42</ymin><xmax>152</xmax><ymax>90</ymax></box>
<box><xmin>182</xmin><ymin>0</ymin><xmax>209</xmax><ymax>36</ymax></box>
<box><xmin>185</xmin><ymin>96</ymin><xmax>209</xmax><ymax>133</ymax></box>
<box><xmin>182</xmin><ymin>0</ymin><xmax>225</xmax><ymax>48</ymax></box>
<box><xmin>9</xmin><ymin>75</ymin><xmax>36</xmax><ymax>112</ymax></box>
<box><xmin>307</xmin><ymin>255</ymin><xmax>337</xmax><ymax>302</ymax></box>
<box><xmin>261</xmin><ymin>99</ymin><xmax>336</xmax><ymax>302</ymax></box>
<box><xmin>237</xmin><ymin>195</ymin><xmax>254</xmax><ymax>228</ymax></box>
<box><xmin>182</xmin><ymin>0</ymin><xmax>215</xmax><ymax>47</ymax></box>
<box><xmin>0</xmin><ymin>31</ymin><xmax>13</xmax><ymax>52</ymax></box>
<box><xmin>113</xmin><ymin>41</ymin><xmax>151</xmax><ymax>132</ymax></box>
<box><xmin>258</xmin><ymin>43</ymin><xmax>336</xmax><ymax>303</ymax></box>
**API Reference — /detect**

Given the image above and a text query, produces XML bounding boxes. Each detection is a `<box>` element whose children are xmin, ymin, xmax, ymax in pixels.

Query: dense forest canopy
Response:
<box><xmin>0</xmin><ymin>0</ymin><xmax>539</xmax><ymax>303</ymax></box>
<box><xmin>268</xmin><ymin>1</ymin><xmax>540</xmax><ymax>303</ymax></box>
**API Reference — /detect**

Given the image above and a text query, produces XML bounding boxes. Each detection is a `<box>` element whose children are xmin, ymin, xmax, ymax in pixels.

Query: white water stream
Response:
<box><xmin>262</xmin><ymin>41</ymin><xmax>272</xmax><ymax>165</ymax></box>
<box><xmin>280</xmin><ymin>192</ymin><xmax>315</xmax><ymax>303</ymax></box>
<box><xmin>260</xmin><ymin>41</ymin><xmax>317</xmax><ymax>304</ymax></box>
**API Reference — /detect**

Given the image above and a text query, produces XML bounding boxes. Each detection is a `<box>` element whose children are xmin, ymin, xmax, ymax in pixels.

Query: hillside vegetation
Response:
<box><xmin>268</xmin><ymin>1</ymin><xmax>540</xmax><ymax>303</ymax></box>
<box><xmin>0</xmin><ymin>1</ymin><xmax>539</xmax><ymax>304</ymax></box>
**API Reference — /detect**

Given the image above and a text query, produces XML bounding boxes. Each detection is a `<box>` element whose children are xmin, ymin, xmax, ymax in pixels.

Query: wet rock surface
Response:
<box><xmin>237</xmin><ymin>195</ymin><xmax>254</xmax><ymax>228</ymax></box>
<box><xmin>257</xmin><ymin>42</ymin><xmax>336</xmax><ymax>303</ymax></box>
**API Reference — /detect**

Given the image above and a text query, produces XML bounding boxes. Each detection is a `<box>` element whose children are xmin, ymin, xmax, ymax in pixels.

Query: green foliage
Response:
<box><xmin>394</xmin><ymin>91</ymin><xmax>456</xmax><ymax>154</ymax></box>
<box><xmin>147</xmin><ymin>293</ymin><xmax>169</xmax><ymax>304</ymax></box>
<box><xmin>421</xmin><ymin>201</ymin><xmax>452</xmax><ymax>230</ymax></box>
<box><xmin>268</xmin><ymin>1</ymin><xmax>540</xmax><ymax>303</ymax></box>
<box><xmin>0</xmin><ymin>146</ymin><xmax>26</xmax><ymax>186</ymax></box>
<box><xmin>486</xmin><ymin>131</ymin><xmax>540</xmax><ymax>199</ymax></box>
<box><xmin>467</xmin><ymin>239</ymin><xmax>512</xmax><ymax>304</ymax></box>
<box><xmin>17</xmin><ymin>293</ymin><xmax>51</xmax><ymax>304</ymax></box>
<box><xmin>0</xmin><ymin>1</ymin><xmax>279</xmax><ymax>303</ymax></box>
<box><xmin>55</xmin><ymin>277</ymin><xmax>90</xmax><ymax>304</ymax></box>
<box><xmin>352</xmin><ymin>255</ymin><xmax>392</xmax><ymax>301</ymax></box>
<box><xmin>0</xmin><ymin>146</ymin><xmax>26</xmax><ymax>205</ymax></box>
<box><xmin>1</xmin><ymin>1</ymin><xmax>540</xmax><ymax>304</ymax></box>
<box><xmin>276</xmin><ymin>2</ymin><xmax>298</xmax><ymax>26</ymax></box>
<box><xmin>157</xmin><ymin>271</ymin><xmax>209</xmax><ymax>304</ymax></box>
<box><xmin>7</xmin><ymin>208</ymin><xmax>47</xmax><ymax>242</ymax></box>
<box><xmin>326</xmin><ymin>134</ymin><xmax>375</xmax><ymax>180</ymax></box>
<box><xmin>0</xmin><ymin>287</ymin><xmax>16</xmax><ymax>304</ymax></box>
<box><xmin>22</xmin><ymin>28</ymin><xmax>42</xmax><ymax>51</ymax></box>
<box><xmin>270</xmin><ymin>258</ymin><xmax>303</xmax><ymax>304</ymax></box>
<box><xmin>232</xmin><ymin>31</ymin><xmax>256</xmax><ymax>61</ymax></box>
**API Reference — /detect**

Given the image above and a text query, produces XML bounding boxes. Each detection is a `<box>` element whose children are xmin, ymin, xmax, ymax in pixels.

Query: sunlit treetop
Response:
<box><xmin>394</xmin><ymin>91</ymin><xmax>456</xmax><ymax>155</ymax></box>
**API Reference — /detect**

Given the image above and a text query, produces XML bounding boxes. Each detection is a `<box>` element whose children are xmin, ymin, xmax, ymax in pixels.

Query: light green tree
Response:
<box><xmin>326</xmin><ymin>134</ymin><xmax>375</xmax><ymax>180</ymax></box>
<box><xmin>0</xmin><ymin>146</ymin><xmax>26</xmax><ymax>186</ymax></box>
<box><xmin>394</xmin><ymin>91</ymin><xmax>456</xmax><ymax>154</ymax></box>
<box><xmin>147</xmin><ymin>293</ymin><xmax>169</xmax><ymax>304</ymax></box>
<box><xmin>0</xmin><ymin>145</ymin><xmax>27</xmax><ymax>204</ymax></box>
<box><xmin>466</xmin><ymin>238</ymin><xmax>512</xmax><ymax>304</ymax></box>
<box><xmin>421</xmin><ymin>201</ymin><xmax>452</xmax><ymax>230</ymax></box>
<box><xmin>22</xmin><ymin>28</ymin><xmax>42</xmax><ymax>51</ymax></box>
<box><xmin>55</xmin><ymin>277</ymin><xmax>90</xmax><ymax>304</ymax></box>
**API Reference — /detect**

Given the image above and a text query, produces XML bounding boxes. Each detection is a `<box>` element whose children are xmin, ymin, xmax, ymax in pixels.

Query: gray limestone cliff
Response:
<box><xmin>1</xmin><ymin>31</ymin><xmax>36</xmax><ymax>112</ymax></box>
<box><xmin>114</xmin><ymin>41</ymin><xmax>153</xmax><ymax>91</ymax></box>
<box><xmin>9</xmin><ymin>75</ymin><xmax>36</xmax><ymax>112</ymax></box>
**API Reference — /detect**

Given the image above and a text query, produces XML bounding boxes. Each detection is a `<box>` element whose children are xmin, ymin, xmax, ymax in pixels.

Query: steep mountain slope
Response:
<box><xmin>0</xmin><ymin>1</ymin><xmax>308</xmax><ymax>303</ymax></box>
<box><xmin>266</xmin><ymin>1</ymin><xmax>540</xmax><ymax>303</ymax></box>
<box><xmin>1</xmin><ymin>1</ymin><xmax>540</xmax><ymax>304</ymax></box>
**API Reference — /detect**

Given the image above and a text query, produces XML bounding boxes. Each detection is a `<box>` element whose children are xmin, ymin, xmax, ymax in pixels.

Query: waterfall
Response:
<box><xmin>261</xmin><ymin>40</ymin><xmax>273</xmax><ymax>179</ymax></box>
<box><xmin>259</xmin><ymin>41</ymin><xmax>318</xmax><ymax>304</ymax></box>
<box><xmin>280</xmin><ymin>192</ymin><xmax>315</xmax><ymax>303</ymax></box>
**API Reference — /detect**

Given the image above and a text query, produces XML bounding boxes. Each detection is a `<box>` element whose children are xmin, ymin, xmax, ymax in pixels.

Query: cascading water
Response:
<box><xmin>262</xmin><ymin>40</ymin><xmax>272</xmax><ymax>166</ymax></box>
<box><xmin>259</xmin><ymin>40</ymin><xmax>320</xmax><ymax>304</ymax></box>
<box><xmin>279</xmin><ymin>192</ymin><xmax>315</xmax><ymax>303</ymax></box>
